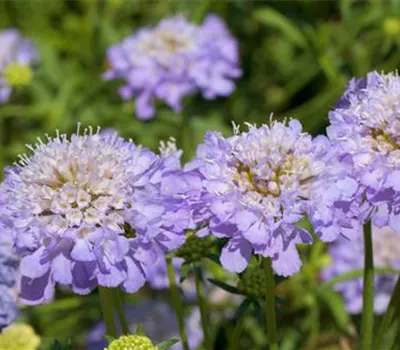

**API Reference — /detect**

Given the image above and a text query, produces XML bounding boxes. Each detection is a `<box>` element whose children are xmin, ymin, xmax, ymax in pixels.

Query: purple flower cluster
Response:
<box><xmin>0</xmin><ymin>186</ymin><xmax>19</xmax><ymax>329</ymax></box>
<box><xmin>323</xmin><ymin>225</ymin><xmax>400</xmax><ymax>314</ymax></box>
<box><xmin>0</xmin><ymin>29</ymin><xmax>37</xmax><ymax>103</ymax></box>
<box><xmin>185</xmin><ymin>120</ymin><xmax>359</xmax><ymax>276</ymax></box>
<box><xmin>0</xmin><ymin>127</ymin><xmax>194</xmax><ymax>305</ymax></box>
<box><xmin>104</xmin><ymin>14</ymin><xmax>241</xmax><ymax>119</ymax></box>
<box><xmin>328</xmin><ymin>71</ymin><xmax>400</xmax><ymax>231</ymax></box>
<box><xmin>87</xmin><ymin>301</ymin><xmax>203</xmax><ymax>350</ymax></box>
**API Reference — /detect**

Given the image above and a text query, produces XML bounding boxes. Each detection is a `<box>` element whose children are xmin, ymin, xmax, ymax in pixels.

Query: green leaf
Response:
<box><xmin>319</xmin><ymin>267</ymin><xmax>400</xmax><ymax>292</ymax></box>
<box><xmin>234</xmin><ymin>298</ymin><xmax>252</xmax><ymax>321</ymax></box>
<box><xmin>156</xmin><ymin>338</ymin><xmax>180</xmax><ymax>350</ymax></box>
<box><xmin>135</xmin><ymin>324</ymin><xmax>146</xmax><ymax>336</ymax></box>
<box><xmin>375</xmin><ymin>276</ymin><xmax>400</xmax><ymax>349</ymax></box>
<box><xmin>103</xmin><ymin>335</ymin><xmax>116</xmax><ymax>344</ymax></box>
<box><xmin>253</xmin><ymin>7</ymin><xmax>307</xmax><ymax>48</ymax></box>
<box><xmin>318</xmin><ymin>289</ymin><xmax>350</xmax><ymax>331</ymax></box>
<box><xmin>179</xmin><ymin>264</ymin><xmax>190</xmax><ymax>283</ymax></box>
<box><xmin>207</xmin><ymin>278</ymin><xmax>241</xmax><ymax>295</ymax></box>
<box><xmin>206</xmin><ymin>254</ymin><xmax>221</xmax><ymax>265</ymax></box>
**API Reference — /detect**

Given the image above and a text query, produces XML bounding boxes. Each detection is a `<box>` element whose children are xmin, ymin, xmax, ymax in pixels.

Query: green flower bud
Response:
<box><xmin>105</xmin><ymin>335</ymin><xmax>157</xmax><ymax>350</ymax></box>
<box><xmin>0</xmin><ymin>323</ymin><xmax>41</xmax><ymax>350</ymax></box>
<box><xmin>175</xmin><ymin>233</ymin><xmax>215</xmax><ymax>263</ymax></box>
<box><xmin>237</xmin><ymin>266</ymin><xmax>266</xmax><ymax>299</ymax></box>
<box><xmin>3</xmin><ymin>63</ymin><xmax>33</xmax><ymax>87</ymax></box>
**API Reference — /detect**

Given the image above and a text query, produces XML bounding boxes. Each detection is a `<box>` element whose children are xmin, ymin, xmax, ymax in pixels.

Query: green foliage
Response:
<box><xmin>1</xmin><ymin>1</ymin><xmax>400</xmax><ymax>349</ymax></box>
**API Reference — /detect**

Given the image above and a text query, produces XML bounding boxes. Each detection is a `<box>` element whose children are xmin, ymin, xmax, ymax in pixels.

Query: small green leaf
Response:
<box><xmin>156</xmin><ymin>338</ymin><xmax>180</xmax><ymax>350</ymax></box>
<box><xmin>253</xmin><ymin>7</ymin><xmax>307</xmax><ymax>48</ymax></box>
<box><xmin>180</xmin><ymin>264</ymin><xmax>190</xmax><ymax>283</ymax></box>
<box><xmin>135</xmin><ymin>324</ymin><xmax>146</xmax><ymax>336</ymax></box>
<box><xmin>318</xmin><ymin>289</ymin><xmax>350</xmax><ymax>331</ymax></box>
<box><xmin>206</xmin><ymin>254</ymin><xmax>221</xmax><ymax>265</ymax></box>
<box><xmin>207</xmin><ymin>278</ymin><xmax>241</xmax><ymax>295</ymax></box>
<box><xmin>234</xmin><ymin>298</ymin><xmax>252</xmax><ymax>321</ymax></box>
<box><xmin>103</xmin><ymin>335</ymin><xmax>116</xmax><ymax>344</ymax></box>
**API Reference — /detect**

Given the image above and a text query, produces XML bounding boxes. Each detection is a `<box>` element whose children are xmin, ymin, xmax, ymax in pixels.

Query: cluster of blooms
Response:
<box><xmin>0</xmin><ymin>191</ymin><xmax>18</xmax><ymax>330</ymax></box>
<box><xmin>0</xmin><ymin>29</ymin><xmax>37</xmax><ymax>103</ymax></box>
<box><xmin>185</xmin><ymin>120</ymin><xmax>359</xmax><ymax>276</ymax></box>
<box><xmin>0</xmin><ymin>127</ymin><xmax>196</xmax><ymax>305</ymax></box>
<box><xmin>104</xmin><ymin>14</ymin><xmax>241</xmax><ymax>119</ymax></box>
<box><xmin>323</xmin><ymin>225</ymin><xmax>400</xmax><ymax>314</ymax></box>
<box><xmin>87</xmin><ymin>301</ymin><xmax>202</xmax><ymax>350</ymax></box>
<box><xmin>327</xmin><ymin>71</ymin><xmax>400</xmax><ymax>230</ymax></box>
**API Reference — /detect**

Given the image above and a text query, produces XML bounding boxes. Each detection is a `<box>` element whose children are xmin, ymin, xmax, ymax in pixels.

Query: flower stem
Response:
<box><xmin>166</xmin><ymin>256</ymin><xmax>189</xmax><ymax>350</ymax></box>
<box><xmin>194</xmin><ymin>263</ymin><xmax>212</xmax><ymax>349</ymax></box>
<box><xmin>98</xmin><ymin>287</ymin><xmax>118</xmax><ymax>338</ymax></box>
<box><xmin>264</xmin><ymin>257</ymin><xmax>279</xmax><ymax>350</ymax></box>
<box><xmin>112</xmin><ymin>288</ymin><xmax>130</xmax><ymax>335</ymax></box>
<box><xmin>361</xmin><ymin>220</ymin><xmax>374</xmax><ymax>350</ymax></box>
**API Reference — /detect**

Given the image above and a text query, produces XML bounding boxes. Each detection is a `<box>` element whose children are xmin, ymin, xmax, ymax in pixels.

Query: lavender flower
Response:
<box><xmin>0</xmin><ymin>127</ymin><xmax>192</xmax><ymax>305</ymax></box>
<box><xmin>0</xmin><ymin>29</ymin><xmax>37</xmax><ymax>103</ymax></box>
<box><xmin>186</xmin><ymin>120</ymin><xmax>359</xmax><ymax>276</ymax></box>
<box><xmin>104</xmin><ymin>14</ymin><xmax>241</xmax><ymax>120</ymax></box>
<box><xmin>328</xmin><ymin>71</ymin><xmax>400</xmax><ymax>230</ymax></box>
<box><xmin>0</xmin><ymin>191</ymin><xmax>18</xmax><ymax>330</ymax></box>
<box><xmin>323</xmin><ymin>225</ymin><xmax>400</xmax><ymax>314</ymax></box>
<box><xmin>87</xmin><ymin>301</ymin><xmax>203</xmax><ymax>350</ymax></box>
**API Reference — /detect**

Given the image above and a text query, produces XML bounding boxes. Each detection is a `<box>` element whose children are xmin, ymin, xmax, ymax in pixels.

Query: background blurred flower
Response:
<box><xmin>0</xmin><ymin>29</ymin><xmax>38</xmax><ymax>103</ymax></box>
<box><xmin>0</xmin><ymin>323</ymin><xmax>40</xmax><ymax>350</ymax></box>
<box><xmin>186</xmin><ymin>120</ymin><xmax>358</xmax><ymax>276</ymax></box>
<box><xmin>323</xmin><ymin>225</ymin><xmax>400</xmax><ymax>314</ymax></box>
<box><xmin>104</xmin><ymin>14</ymin><xmax>241</xmax><ymax>119</ymax></box>
<box><xmin>87</xmin><ymin>301</ymin><xmax>203</xmax><ymax>350</ymax></box>
<box><xmin>328</xmin><ymin>71</ymin><xmax>400</xmax><ymax>230</ymax></box>
<box><xmin>0</xmin><ymin>127</ymin><xmax>192</xmax><ymax>304</ymax></box>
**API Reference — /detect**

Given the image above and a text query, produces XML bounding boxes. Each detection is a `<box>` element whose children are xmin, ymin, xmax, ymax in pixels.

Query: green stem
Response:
<box><xmin>194</xmin><ymin>264</ymin><xmax>212</xmax><ymax>349</ymax></box>
<box><xmin>264</xmin><ymin>258</ymin><xmax>279</xmax><ymax>350</ymax></box>
<box><xmin>112</xmin><ymin>288</ymin><xmax>130</xmax><ymax>335</ymax></box>
<box><xmin>98</xmin><ymin>287</ymin><xmax>118</xmax><ymax>338</ymax></box>
<box><xmin>228</xmin><ymin>313</ymin><xmax>246</xmax><ymax>350</ymax></box>
<box><xmin>166</xmin><ymin>256</ymin><xmax>189</xmax><ymax>350</ymax></box>
<box><xmin>375</xmin><ymin>273</ymin><xmax>400</xmax><ymax>348</ymax></box>
<box><xmin>361</xmin><ymin>221</ymin><xmax>374</xmax><ymax>350</ymax></box>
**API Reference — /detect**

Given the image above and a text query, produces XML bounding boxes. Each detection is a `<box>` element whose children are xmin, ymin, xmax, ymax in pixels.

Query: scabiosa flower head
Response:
<box><xmin>187</xmin><ymin>120</ymin><xmax>359</xmax><ymax>276</ymax></box>
<box><xmin>0</xmin><ymin>196</ymin><xmax>18</xmax><ymax>330</ymax></box>
<box><xmin>0</xmin><ymin>29</ymin><xmax>38</xmax><ymax>103</ymax></box>
<box><xmin>105</xmin><ymin>335</ymin><xmax>157</xmax><ymax>350</ymax></box>
<box><xmin>328</xmin><ymin>71</ymin><xmax>400</xmax><ymax>230</ymax></box>
<box><xmin>0</xmin><ymin>127</ymin><xmax>192</xmax><ymax>305</ymax></box>
<box><xmin>0</xmin><ymin>323</ymin><xmax>40</xmax><ymax>350</ymax></box>
<box><xmin>323</xmin><ymin>225</ymin><xmax>400</xmax><ymax>314</ymax></box>
<box><xmin>87</xmin><ymin>301</ymin><xmax>203</xmax><ymax>350</ymax></box>
<box><xmin>104</xmin><ymin>14</ymin><xmax>241</xmax><ymax>120</ymax></box>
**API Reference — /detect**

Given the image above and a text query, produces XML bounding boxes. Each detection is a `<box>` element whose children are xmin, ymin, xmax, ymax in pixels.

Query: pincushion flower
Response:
<box><xmin>0</xmin><ymin>193</ymin><xmax>18</xmax><ymax>330</ymax></box>
<box><xmin>87</xmin><ymin>301</ymin><xmax>203</xmax><ymax>350</ymax></box>
<box><xmin>186</xmin><ymin>120</ymin><xmax>359</xmax><ymax>276</ymax></box>
<box><xmin>0</xmin><ymin>127</ymin><xmax>192</xmax><ymax>305</ymax></box>
<box><xmin>0</xmin><ymin>29</ymin><xmax>38</xmax><ymax>103</ymax></box>
<box><xmin>104</xmin><ymin>14</ymin><xmax>241</xmax><ymax>119</ymax></box>
<box><xmin>327</xmin><ymin>71</ymin><xmax>400</xmax><ymax>230</ymax></box>
<box><xmin>323</xmin><ymin>225</ymin><xmax>400</xmax><ymax>314</ymax></box>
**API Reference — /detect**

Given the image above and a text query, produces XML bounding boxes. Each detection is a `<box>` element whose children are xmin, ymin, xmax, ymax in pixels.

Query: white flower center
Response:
<box><xmin>15</xmin><ymin>128</ymin><xmax>131</xmax><ymax>235</ymax></box>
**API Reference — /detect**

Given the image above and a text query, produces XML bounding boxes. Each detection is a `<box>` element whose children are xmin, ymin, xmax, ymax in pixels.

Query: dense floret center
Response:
<box><xmin>16</xmin><ymin>133</ymin><xmax>129</xmax><ymax>233</ymax></box>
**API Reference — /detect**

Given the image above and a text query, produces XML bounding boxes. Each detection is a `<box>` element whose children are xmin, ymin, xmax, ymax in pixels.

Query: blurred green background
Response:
<box><xmin>1</xmin><ymin>1</ymin><xmax>400</xmax><ymax>349</ymax></box>
<box><xmin>1</xmin><ymin>0</ymin><xmax>400</xmax><ymax>171</ymax></box>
